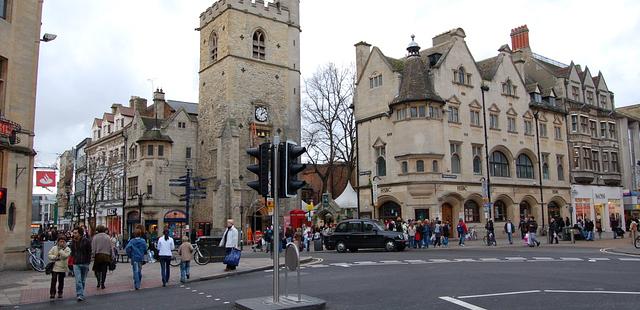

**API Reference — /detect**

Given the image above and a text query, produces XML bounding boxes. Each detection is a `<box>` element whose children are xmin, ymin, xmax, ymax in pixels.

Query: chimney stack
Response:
<box><xmin>510</xmin><ymin>25</ymin><xmax>530</xmax><ymax>51</ymax></box>
<box><xmin>153</xmin><ymin>88</ymin><xmax>166</xmax><ymax>120</ymax></box>
<box><xmin>130</xmin><ymin>96</ymin><xmax>148</xmax><ymax>114</ymax></box>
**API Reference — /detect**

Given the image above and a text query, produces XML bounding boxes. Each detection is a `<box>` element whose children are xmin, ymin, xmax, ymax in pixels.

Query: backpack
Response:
<box><xmin>457</xmin><ymin>224</ymin><xmax>464</xmax><ymax>234</ymax></box>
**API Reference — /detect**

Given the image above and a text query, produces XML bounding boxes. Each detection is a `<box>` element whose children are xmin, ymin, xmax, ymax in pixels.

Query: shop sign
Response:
<box><xmin>442</xmin><ymin>174</ymin><xmax>457</xmax><ymax>179</ymax></box>
<box><xmin>35</xmin><ymin>171</ymin><xmax>56</xmax><ymax>187</ymax></box>
<box><xmin>595</xmin><ymin>193</ymin><xmax>606</xmax><ymax>199</ymax></box>
<box><xmin>107</xmin><ymin>208</ymin><xmax>117</xmax><ymax>216</ymax></box>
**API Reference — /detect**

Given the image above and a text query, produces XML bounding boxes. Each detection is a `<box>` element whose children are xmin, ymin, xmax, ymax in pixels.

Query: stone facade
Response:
<box><xmin>354</xmin><ymin>28</ymin><xmax>573</xmax><ymax>236</ymax></box>
<box><xmin>195</xmin><ymin>0</ymin><xmax>301</xmax><ymax>234</ymax></box>
<box><xmin>614</xmin><ymin>105</ymin><xmax>640</xmax><ymax>225</ymax></box>
<box><xmin>0</xmin><ymin>0</ymin><xmax>43</xmax><ymax>270</ymax></box>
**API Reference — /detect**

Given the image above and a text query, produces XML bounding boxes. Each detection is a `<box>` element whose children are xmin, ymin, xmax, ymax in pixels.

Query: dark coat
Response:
<box><xmin>71</xmin><ymin>236</ymin><xmax>92</xmax><ymax>265</ymax></box>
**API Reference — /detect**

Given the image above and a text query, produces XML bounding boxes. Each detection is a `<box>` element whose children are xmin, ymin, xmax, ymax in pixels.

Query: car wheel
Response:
<box><xmin>336</xmin><ymin>241</ymin><xmax>347</xmax><ymax>253</ymax></box>
<box><xmin>384</xmin><ymin>240</ymin><xmax>396</xmax><ymax>252</ymax></box>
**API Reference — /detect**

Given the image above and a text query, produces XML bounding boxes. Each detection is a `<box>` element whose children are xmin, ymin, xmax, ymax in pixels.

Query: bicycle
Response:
<box><xmin>634</xmin><ymin>235</ymin><xmax>640</xmax><ymax>249</ymax></box>
<box><xmin>465</xmin><ymin>226</ymin><xmax>478</xmax><ymax>241</ymax></box>
<box><xmin>25</xmin><ymin>247</ymin><xmax>45</xmax><ymax>272</ymax></box>
<box><xmin>483</xmin><ymin>232</ymin><xmax>497</xmax><ymax>246</ymax></box>
<box><xmin>170</xmin><ymin>242</ymin><xmax>210</xmax><ymax>266</ymax></box>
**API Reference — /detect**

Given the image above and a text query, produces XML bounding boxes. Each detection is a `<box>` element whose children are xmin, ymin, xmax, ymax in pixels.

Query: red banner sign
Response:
<box><xmin>35</xmin><ymin>171</ymin><xmax>56</xmax><ymax>187</ymax></box>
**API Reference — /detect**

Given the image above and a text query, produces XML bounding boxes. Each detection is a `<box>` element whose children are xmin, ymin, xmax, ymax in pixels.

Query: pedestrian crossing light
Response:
<box><xmin>246</xmin><ymin>142</ymin><xmax>271</xmax><ymax>197</ymax></box>
<box><xmin>279</xmin><ymin>140</ymin><xmax>307</xmax><ymax>198</ymax></box>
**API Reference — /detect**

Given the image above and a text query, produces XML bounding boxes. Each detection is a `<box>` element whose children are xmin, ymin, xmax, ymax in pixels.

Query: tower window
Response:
<box><xmin>210</xmin><ymin>32</ymin><xmax>218</xmax><ymax>61</ymax></box>
<box><xmin>252</xmin><ymin>30</ymin><xmax>266</xmax><ymax>60</ymax></box>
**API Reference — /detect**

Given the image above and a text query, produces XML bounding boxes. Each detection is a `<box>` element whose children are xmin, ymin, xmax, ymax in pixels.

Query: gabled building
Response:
<box><xmin>354</xmin><ymin>28</ymin><xmax>571</xmax><ymax>235</ymax></box>
<box><xmin>512</xmin><ymin>25</ymin><xmax>624</xmax><ymax>232</ymax></box>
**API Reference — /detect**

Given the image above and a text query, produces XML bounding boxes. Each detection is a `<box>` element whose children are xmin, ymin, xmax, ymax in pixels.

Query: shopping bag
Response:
<box><xmin>223</xmin><ymin>248</ymin><xmax>241</xmax><ymax>266</ymax></box>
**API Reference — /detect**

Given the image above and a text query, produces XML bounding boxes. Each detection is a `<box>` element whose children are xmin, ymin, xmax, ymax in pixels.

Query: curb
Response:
<box><xmin>195</xmin><ymin>257</ymin><xmax>314</xmax><ymax>282</ymax></box>
<box><xmin>600</xmin><ymin>248</ymin><xmax>640</xmax><ymax>257</ymax></box>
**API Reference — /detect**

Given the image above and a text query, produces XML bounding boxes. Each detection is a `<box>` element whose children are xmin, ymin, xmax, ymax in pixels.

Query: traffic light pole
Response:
<box><xmin>272</xmin><ymin>136</ymin><xmax>280</xmax><ymax>304</ymax></box>
<box><xmin>185</xmin><ymin>168</ymin><xmax>191</xmax><ymax>230</ymax></box>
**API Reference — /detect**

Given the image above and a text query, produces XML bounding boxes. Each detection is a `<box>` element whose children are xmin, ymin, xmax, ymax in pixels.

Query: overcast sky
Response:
<box><xmin>34</xmin><ymin>0</ymin><xmax>640</xmax><ymax>170</ymax></box>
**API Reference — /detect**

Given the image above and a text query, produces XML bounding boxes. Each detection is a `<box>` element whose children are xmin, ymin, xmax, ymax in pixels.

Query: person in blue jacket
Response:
<box><xmin>125</xmin><ymin>228</ymin><xmax>148</xmax><ymax>290</ymax></box>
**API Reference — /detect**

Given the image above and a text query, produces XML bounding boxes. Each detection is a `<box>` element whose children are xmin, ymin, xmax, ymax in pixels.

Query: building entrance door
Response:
<box><xmin>442</xmin><ymin>203</ymin><xmax>453</xmax><ymax>235</ymax></box>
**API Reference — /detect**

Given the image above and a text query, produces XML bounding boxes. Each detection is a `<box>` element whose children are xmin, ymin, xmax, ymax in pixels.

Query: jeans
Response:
<box><xmin>131</xmin><ymin>261</ymin><xmax>143</xmax><ymax>289</ymax></box>
<box><xmin>586</xmin><ymin>231</ymin><xmax>594</xmax><ymax>241</ymax></box>
<box><xmin>442</xmin><ymin>236</ymin><xmax>449</xmax><ymax>246</ymax></box>
<box><xmin>459</xmin><ymin>235</ymin><xmax>465</xmax><ymax>245</ymax></box>
<box><xmin>159</xmin><ymin>256</ymin><xmax>171</xmax><ymax>285</ymax></box>
<box><xmin>73</xmin><ymin>264</ymin><xmax>89</xmax><ymax>297</ymax></box>
<box><xmin>50</xmin><ymin>272</ymin><xmax>65</xmax><ymax>296</ymax></box>
<box><xmin>528</xmin><ymin>232</ymin><xmax>538</xmax><ymax>246</ymax></box>
<box><xmin>507</xmin><ymin>232</ymin><xmax>513</xmax><ymax>244</ymax></box>
<box><xmin>434</xmin><ymin>233</ymin><xmax>441</xmax><ymax>246</ymax></box>
<box><xmin>409</xmin><ymin>236</ymin><xmax>416</xmax><ymax>248</ymax></box>
<box><xmin>180</xmin><ymin>261</ymin><xmax>190</xmax><ymax>282</ymax></box>
<box><xmin>422</xmin><ymin>236</ymin><xmax>430</xmax><ymax>248</ymax></box>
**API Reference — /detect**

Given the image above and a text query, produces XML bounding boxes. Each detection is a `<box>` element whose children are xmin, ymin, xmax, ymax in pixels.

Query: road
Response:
<box><xmin>19</xmin><ymin>246</ymin><xmax>640</xmax><ymax>310</ymax></box>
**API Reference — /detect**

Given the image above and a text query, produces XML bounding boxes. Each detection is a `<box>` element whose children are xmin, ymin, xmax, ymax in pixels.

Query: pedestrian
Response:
<box><xmin>91</xmin><ymin>225</ymin><xmax>112</xmax><ymax>290</ymax></box>
<box><xmin>415</xmin><ymin>222</ymin><xmax>422</xmax><ymax>249</ymax></box>
<box><xmin>421</xmin><ymin>220</ymin><xmax>431</xmax><ymax>248</ymax></box>
<box><xmin>485</xmin><ymin>219</ymin><xmax>495</xmax><ymax>246</ymax></box>
<box><xmin>527</xmin><ymin>216</ymin><xmax>540</xmax><ymax>247</ymax></box>
<box><xmin>157</xmin><ymin>228</ymin><xmax>175</xmax><ymax>287</ymax></box>
<box><xmin>48</xmin><ymin>236</ymin><xmax>71</xmax><ymax>299</ymax></box>
<box><xmin>442</xmin><ymin>221</ymin><xmax>450</xmax><ymax>247</ymax></box>
<box><xmin>585</xmin><ymin>219</ymin><xmax>595</xmax><ymax>241</ymax></box>
<box><xmin>219</xmin><ymin>219</ymin><xmax>240</xmax><ymax>271</ymax></box>
<box><xmin>264</xmin><ymin>226</ymin><xmax>273</xmax><ymax>253</ymax></box>
<box><xmin>433</xmin><ymin>220</ymin><xmax>442</xmax><ymax>247</ymax></box>
<box><xmin>549</xmin><ymin>218</ymin><xmax>559</xmax><ymax>244</ymax></box>
<box><xmin>456</xmin><ymin>219</ymin><xmax>467</xmax><ymax>246</ymax></box>
<box><xmin>518</xmin><ymin>217</ymin><xmax>528</xmax><ymax>240</ymax></box>
<box><xmin>178</xmin><ymin>236</ymin><xmax>193</xmax><ymax>283</ymax></box>
<box><xmin>125</xmin><ymin>228</ymin><xmax>147</xmax><ymax>290</ymax></box>
<box><xmin>70</xmin><ymin>226</ymin><xmax>91</xmax><ymax>302</ymax></box>
<box><xmin>294</xmin><ymin>227</ymin><xmax>303</xmax><ymax>251</ymax></box>
<box><xmin>407</xmin><ymin>222</ymin><xmax>416</xmax><ymax>249</ymax></box>
<box><xmin>504</xmin><ymin>219</ymin><xmax>515</xmax><ymax>245</ymax></box>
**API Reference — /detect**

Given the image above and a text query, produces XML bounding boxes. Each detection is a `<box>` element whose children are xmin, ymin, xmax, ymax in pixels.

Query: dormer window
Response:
<box><xmin>453</xmin><ymin>66</ymin><xmax>471</xmax><ymax>85</ymax></box>
<box><xmin>548</xmin><ymin>97</ymin><xmax>556</xmax><ymax>106</ymax></box>
<box><xmin>502</xmin><ymin>79</ymin><xmax>516</xmax><ymax>96</ymax></box>
<box><xmin>531</xmin><ymin>92</ymin><xmax>542</xmax><ymax>103</ymax></box>
<box><xmin>571</xmin><ymin>86</ymin><xmax>580</xmax><ymax>100</ymax></box>
<box><xmin>369</xmin><ymin>73</ymin><xmax>383</xmax><ymax>89</ymax></box>
<box><xmin>600</xmin><ymin>95</ymin><xmax>608</xmax><ymax>109</ymax></box>
<box><xmin>586</xmin><ymin>91</ymin><xmax>594</xmax><ymax>104</ymax></box>
<box><xmin>252</xmin><ymin>30</ymin><xmax>266</xmax><ymax>60</ymax></box>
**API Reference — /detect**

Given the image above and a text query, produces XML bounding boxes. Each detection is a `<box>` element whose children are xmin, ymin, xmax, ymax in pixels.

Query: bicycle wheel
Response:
<box><xmin>170</xmin><ymin>250</ymin><xmax>180</xmax><ymax>267</ymax></box>
<box><xmin>194</xmin><ymin>248</ymin><xmax>210</xmax><ymax>265</ymax></box>
<box><xmin>635</xmin><ymin>237</ymin><xmax>640</xmax><ymax>249</ymax></box>
<box><xmin>30</xmin><ymin>256</ymin><xmax>45</xmax><ymax>272</ymax></box>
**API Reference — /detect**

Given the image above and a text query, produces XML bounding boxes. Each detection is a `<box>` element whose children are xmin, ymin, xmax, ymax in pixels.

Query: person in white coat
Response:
<box><xmin>219</xmin><ymin>219</ymin><xmax>239</xmax><ymax>271</ymax></box>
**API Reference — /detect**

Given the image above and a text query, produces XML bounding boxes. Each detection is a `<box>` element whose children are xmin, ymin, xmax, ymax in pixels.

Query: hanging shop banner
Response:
<box><xmin>35</xmin><ymin>171</ymin><xmax>56</xmax><ymax>187</ymax></box>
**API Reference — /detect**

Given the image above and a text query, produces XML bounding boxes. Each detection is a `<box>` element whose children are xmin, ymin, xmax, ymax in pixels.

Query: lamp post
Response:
<box><xmin>370</xmin><ymin>176</ymin><xmax>381</xmax><ymax>219</ymax></box>
<box><xmin>133</xmin><ymin>191</ymin><xmax>150</xmax><ymax>229</ymax></box>
<box><xmin>480</xmin><ymin>84</ymin><xmax>492</xmax><ymax>220</ymax></box>
<box><xmin>533</xmin><ymin>111</ymin><xmax>546</xmax><ymax>232</ymax></box>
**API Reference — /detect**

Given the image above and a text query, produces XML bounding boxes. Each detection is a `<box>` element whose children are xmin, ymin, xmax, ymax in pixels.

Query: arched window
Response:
<box><xmin>376</xmin><ymin>157</ymin><xmax>386</xmax><ymax>177</ymax></box>
<box><xmin>451</xmin><ymin>154</ymin><xmax>461</xmax><ymax>174</ymax></box>
<box><xmin>490</xmin><ymin>151</ymin><xmax>510</xmax><ymax>177</ymax></box>
<box><xmin>519</xmin><ymin>201</ymin><xmax>532</xmax><ymax>218</ymax></box>
<box><xmin>210</xmin><ymin>32</ymin><xmax>218</xmax><ymax>61</ymax></box>
<box><xmin>557</xmin><ymin>164</ymin><xmax>564</xmax><ymax>180</ymax></box>
<box><xmin>416</xmin><ymin>160</ymin><xmax>424</xmax><ymax>172</ymax></box>
<box><xmin>252</xmin><ymin>30</ymin><xmax>266</xmax><ymax>60</ymax></box>
<box><xmin>432</xmin><ymin>160</ymin><xmax>439</xmax><ymax>172</ymax></box>
<box><xmin>494</xmin><ymin>200</ymin><xmax>507</xmax><ymax>222</ymax></box>
<box><xmin>464</xmin><ymin>200</ymin><xmax>480</xmax><ymax>223</ymax></box>
<box><xmin>473</xmin><ymin>156</ymin><xmax>482</xmax><ymax>174</ymax></box>
<box><xmin>458</xmin><ymin>66</ymin><xmax>466</xmax><ymax>84</ymax></box>
<box><xmin>516</xmin><ymin>154</ymin><xmax>534</xmax><ymax>179</ymax></box>
<box><xmin>542</xmin><ymin>163</ymin><xmax>549</xmax><ymax>179</ymax></box>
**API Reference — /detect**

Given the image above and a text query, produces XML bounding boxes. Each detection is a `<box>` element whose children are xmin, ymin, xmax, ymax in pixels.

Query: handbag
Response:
<box><xmin>108</xmin><ymin>261</ymin><xmax>117</xmax><ymax>271</ymax></box>
<box><xmin>45</xmin><ymin>261</ymin><xmax>55</xmax><ymax>275</ymax></box>
<box><xmin>223</xmin><ymin>248</ymin><xmax>241</xmax><ymax>266</ymax></box>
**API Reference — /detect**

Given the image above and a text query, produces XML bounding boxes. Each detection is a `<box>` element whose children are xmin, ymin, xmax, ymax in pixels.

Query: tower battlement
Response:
<box><xmin>200</xmin><ymin>0</ymin><xmax>295</xmax><ymax>28</ymax></box>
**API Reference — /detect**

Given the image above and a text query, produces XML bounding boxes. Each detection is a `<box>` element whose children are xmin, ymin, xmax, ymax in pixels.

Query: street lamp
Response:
<box><xmin>480</xmin><ymin>84</ymin><xmax>492</xmax><ymax>220</ymax></box>
<box><xmin>371</xmin><ymin>176</ymin><xmax>381</xmax><ymax>219</ymax></box>
<box><xmin>132</xmin><ymin>191</ymin><xmax>151</xmax><ymax>228</ymax></box>
<box><xmin>533</xmin><ymin>111</ymin><xmax>546</xmax><ymax>232</ymax></box>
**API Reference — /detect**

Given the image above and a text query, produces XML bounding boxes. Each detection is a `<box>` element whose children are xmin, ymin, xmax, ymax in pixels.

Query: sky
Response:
<box><xmin>34</xmin><ymin>0</ymin><xmax>640</xmax><ymax>171</ymax></box>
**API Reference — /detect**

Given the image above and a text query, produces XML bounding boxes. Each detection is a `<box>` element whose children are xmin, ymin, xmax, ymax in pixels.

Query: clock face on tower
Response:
<box><xmin>255</xmin><ymin>106</ymin><xmax>268</xmax><ymax>122</ymax></box>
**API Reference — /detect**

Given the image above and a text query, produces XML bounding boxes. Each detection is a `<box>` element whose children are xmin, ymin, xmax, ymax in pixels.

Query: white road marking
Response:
<box><xmin>180</xmin><ymin>285</ymin><xmax>185</xmax><ymax>288</ymax></box>
<box><xmin>215</xmin><ymin>298</ymin><xmax>221</xmax><ymax>301</ymax></box>
<box><xmin>308</xmin><ymin>264</ymin><xmax>329</xmax><ymax>268</ymax></box>
<box><xmin>532</xmin><ymin>257</ymin><xmax>554</xmax><ymax>260</ymax></box>
<box><xmin>430</xmin><ymin>259</ymin><xmax>450</xmax><ymax>262</ymax></box>
<box><xmin>454</xmin><ymin>258</ymin><xmax>476</xmax><ymax>262</ymax></box>
<box><xmin>192</xmin><ymin>290</ymin><xmax>197</xmax><ymax>292</ymax></box>
<box><xmin>544</xmin><ymin>290</ymin><xmax>640</xmax><ymax>295</ymax></box>
<box><xmin>199</xmin><ymin>292</ymin><xmax>204</xmax><ymax>295</ymax></box>
<box><xmin>504</xmin><ymin>257</ymin><xmax>527</xmax><ymax>260</ymax></box>
<box><xmin>330</xmin><ymin>263</ymin><xmax>351</xmax><ymax>267</ymax></box>
<box><xmin>618</xmin><ymin>258</ymin><xmax>640</xmax><ymax>261</ymax></box>
<box><xmin>353</xmin><ymin>261</ymin><xmax>378</xmax><ymax>265</ymax></box>
<box><xmin>379</xmin><ymin>260</ymin><xmax>403</xmax><ymax>264</ymax></box>
<box><xmin>458</xmin><ymin>290</ymin><xmax>542</xmax><ymax>299</ymax></box>
<box><xmin>405</xmin><ymin>259</ymin><xmax>428</xmax><ymax>263</ymax></box>
<box><xmin>588</xmin><ymin>258</ymin><xmax>610</xmax><ymax>261</ymax></box>
<box><xmin>559</xmin><ymin>258</ymin><xmax>583</xmax><ymax>261</ymax></box>
<box><xmin>439</xmin><ymin>296</ymin><xmax>486</xmax><ymax>310</ymax></box>
<box><xmin>223</xmin><ymin>301</ymin><xmax>230</xmax><ymax>304</ymax></box>
<box><xmin>206</xmin><ymin>295</ymin><xmax>212</xmax><ymax>298</ymax></box>
<box><xmin>479</xmin><ymin>258</ymin><xmax>501</xmax><ymax>262</ymax></box>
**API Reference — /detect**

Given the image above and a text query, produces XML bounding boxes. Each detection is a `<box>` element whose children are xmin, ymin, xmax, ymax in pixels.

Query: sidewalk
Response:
<box><xmin>0</xmin><ymin>252</ymin><xmax>311</xmax><ymax>306</ymax></box>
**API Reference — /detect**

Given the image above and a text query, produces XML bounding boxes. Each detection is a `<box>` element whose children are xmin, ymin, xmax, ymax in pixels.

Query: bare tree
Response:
<box><xmin>84</xmin><ymin>153</ymin><xmax>121</xmax><ymax>234</ymax></box>
<box><xmin>302</xmin><ymin>63</ymin><xmax>355</xmax><ymax>197</ymax></box>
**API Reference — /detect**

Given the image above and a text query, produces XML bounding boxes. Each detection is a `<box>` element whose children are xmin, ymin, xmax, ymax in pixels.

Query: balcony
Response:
<box><xmin>573</xmin><ymin>170</ymin><xmax>595</xmax><ymax>184</ymax></box>
<box><xmin>600</xmin><ymin>173</ymin><xmax>621</xmax><ymax>186</ymax></box>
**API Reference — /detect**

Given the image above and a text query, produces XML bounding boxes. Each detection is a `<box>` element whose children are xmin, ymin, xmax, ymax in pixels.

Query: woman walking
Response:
<box><xmin>178</xmin><ymin>236</ymin><xmax>193</xmax><ymax>283</ymax></box>
<box><xmin>125</xmin><ymin>228</ymin><xmax>147</xmax><ymax>290</ymax></box>
<box><xmin>157</xmin><ymin>228</ymin><xmax>175</xmax><ymax>287</ymax></box>
<box><xmin>91</xmin><ymin>225</ymin><xmax>112</xmax><ymax>290</ymax></box>
<box><xmin>48</xmin><ymin>237</ymin><xmax>71</xmax><ymax>299</ymax></box>
<box><xmin>219</xmin><ymin>219</ymin><xmax>240</xmax><ymax>271</ymax></box>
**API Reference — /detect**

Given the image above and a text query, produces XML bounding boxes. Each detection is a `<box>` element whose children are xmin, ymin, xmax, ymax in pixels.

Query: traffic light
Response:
<box><xmin>246</xmin><ymin>142</ymin><xmax>271</xmax><ymax>197</ymax></box>
<box><xmin>0</xmin><ymin>187</ymin><xmax>6</xmax><ymax>214</ymax></box>
<box><xmin>279</xmin><ymin>141</ymin><xmax>307</xmax><ymax>198</ymax></box>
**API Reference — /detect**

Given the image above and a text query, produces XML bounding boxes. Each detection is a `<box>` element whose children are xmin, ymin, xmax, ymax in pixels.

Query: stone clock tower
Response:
<box><xmin>195</xmin><ymin>0</ymin><xmax>301</xmax><ymax>234</ymax></box>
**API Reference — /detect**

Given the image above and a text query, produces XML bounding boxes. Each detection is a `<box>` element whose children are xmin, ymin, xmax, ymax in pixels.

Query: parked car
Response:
<box><xmin>324</xmin><ymin>219</ymin><xmax>407</xmax><ymax>252</ymax></box>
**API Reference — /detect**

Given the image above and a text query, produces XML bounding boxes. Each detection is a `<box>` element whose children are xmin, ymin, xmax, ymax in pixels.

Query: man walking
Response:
<box><xmin>504</xmin><ymin>219</ymin><xmax>515</xmax><ymax>245</ymax></box>
<box><xmin>549</xmin><ymin>218</ymin><xmax>559</xmax><ymax>244</ymax></box>
<box><xmin>70</xmin><ymin>226</ymin><xmax>91</xmax><ymax>301</ymax></box>
<box><xmin>518</xmin><ymin>217</ymin><xmax>528</xmax><ymax>240</ymax></box>
<box><xmin>219</xmin><ymin>219</ymin><xmax>239</xmax><ymax>271</ymax></box>
<box><xmin>456</xmin><ymin>219</ymin><xmax>467</xmax><ymax>246</ymax></box>
<box><xmin>527</xmin><ymin>216</ymin><xmax>540</xmax><ymax>247</ymax></box>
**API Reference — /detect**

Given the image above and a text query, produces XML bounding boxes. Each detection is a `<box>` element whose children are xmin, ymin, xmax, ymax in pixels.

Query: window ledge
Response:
<box><xmin>489</xmin><ymin>128</ymin><xmax>501</xmax><ymax>131</ymax></box>
<box><xmin>507</xmin><ymin>130</ymin><xmax>518</xmax><ymax>134</ymax></box>
<box><xmin>501</xmin><ymin>93</ymin><xmax>519</xmax><ymax>99</ymax></box>
<box><xmin>452</xmin><ymin>81</ymin><xmax>474</xmax><ymax>88</ymax></box>
<box><xmin>470</xmin><ymin>124</ymin><xmax>482</xmax><ymax>128</ymax></box>
<box><xmin>448</xmin><ymin>121</ymin><xmax>462</xmax><ymax>125</ymax></box>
